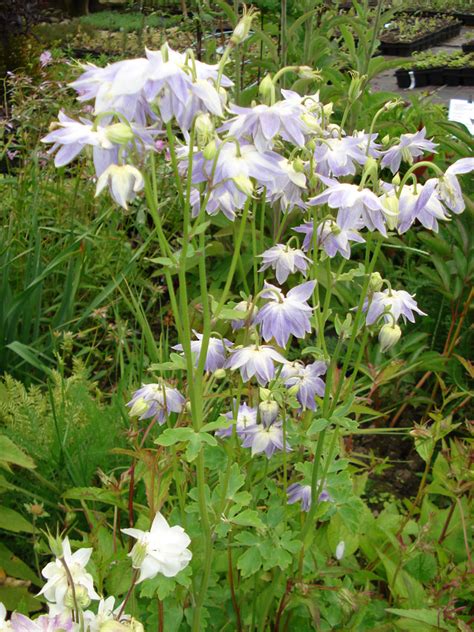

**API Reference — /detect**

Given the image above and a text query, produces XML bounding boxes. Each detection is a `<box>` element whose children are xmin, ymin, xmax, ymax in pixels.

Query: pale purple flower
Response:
<box><xmin>294</xmin><ymin>220</ymin><xmax>364</xmax><ymax>259</ymax></box>
<box><xmin>436</xmin><ymin>158</ymin><xmax>474</xmax><ymax>214</ymax></box>
<box><xmin>354</xmin><ymin>131</ymin><xmax>382</xmax><ymax>158</ymax></box>
<box><xmin>259</xmin><ymin>244</ymin><xmax>311</xmax><ymax>284</ymax></box>
<box><xmin>96</xmin><ymin>164</ymin><xmax>144</xmax><ymax>209</ymax></box>
<box><xmin>221</xmin><ymin>100</ymin><xmax>308</xmax><ymax>152</ymax></box>
<box><xmin>127</xmin><ymin>382</ymin><xmax>185</xmax><ymax>424</ymax></box>
<box><xmin>216</xmin><ymin>402</ymin><xmax>258</xmax><ymax>438</ymax></box>
<box><xmin>225</xmin><ymin>344</ymin><xmax>286</xmax><ymax>385</ymax></box>
<box><xmin>255</xmin><ymin>281</ymin><xmax>315</xmax><ymax>348</ymax></box>
<box><xmin>230</xmin><ymin>299</ymin><xmax>258</xmax><ymax>331</ymax></box>
<box><xmin>397</xmin><ymin>181</ymin><xmax>449</xmax><ymax>233</ymax></box>
<box><xmin>39</xmin><ymin>50</ymin><xmax>53</xmax><ymax>68</ymax></box>
<box><xmin>6</xmin><ymin>150</ymin><xmax>19</xmax><ymax>161</ymax></box>
<box><xmin>264</xmin><ymin>157</ymin><xmax>307</xmax><ymax>213</ymax></box>
<box><xmin>313</xmin><ymin>136</ymin><xmax>367</xmax><ymax>177</ymax></box>
<box><xmin>309</xmin><ymin>177</ymin><xmax>388</xmax><ymax>236</ymax></box>
<box><xmin>173</xmin><ymin>331</ymin><xmax>231</xmax><ymax>372</ymax></box>
<box><xmin>241</xmin><ymin>418</ymin><xmax>291</xmax><ymax>458</ymax></box>
<box><xmin>381</xmin><ymin>128</ymin><xmax>437</xmax><ymax>174</ymax></box>
<box><xmin>281</xmin><ymin>360</ymin><xmax>326</xmax><ymax>410</ymax></box>
<box><xmin>287</xmin><ymin>481</ymin><xmax>331</xmax><ymax>511</ymax></box>
<box><xmin>184</xmin><ymin>141</ymin><xmax>288</xmax><ymax>221</ymax></box>
<box><xmin>11</xmin><ymin>613</ymin><xmax>74</xmax><ymax>632</ymax></box>
<box><xmin>364</xmin><ymin>289</ymin><xmax>426</xmax><ymax>325</ymax></box>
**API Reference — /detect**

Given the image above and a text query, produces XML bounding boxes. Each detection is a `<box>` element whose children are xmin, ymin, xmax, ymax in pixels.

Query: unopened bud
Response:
<box><xmin>381</xmin><ymin>134</ymin><xmax>390</xmax><ymax>146</ymax></box>
<box><xmin>47</xmin><ymin>532</ymin><xmax>64</xmax><ymax>558</ymax></box>
<box><xmin>384</xmin><ymin>99</ymin><xmax>401</xmax><ymax>111</ymax></box>
<box><xmin>392</xmin><ymin>173</ymin><xmax>401</xmax><ymax>185</ymax></box>
<box><xmin>298</xmin><ymin>66</ymin><xmax>321</xmax><ymax>81</ymax></box>
<box><xmin>203</xmin><ymin>139</ymin><xmax>217</xmax><ymax>160</ymax></box>
<box><xmin>105</xmin><ymin>123</ymin><xmax>134</xmax><ymax>145</ymax></box>
<box><xmin>195</xmin><ymin>113</ymin><xmax>215</xmax><ymax>147</ymax></box>
<box><xmin>347</xmin><ymin>72</ymin><xmax>366</xmax><ymax>102</ymax></box>
<box><xmin>368</xmin><ymin>272</ymin><xmax>384</xmax><ymax>293</ymax></box>
<box><xmin>259</xmin><ymin>387</ymin><xmax>271</xmax><ymax>401</ymax></box>
<box><xmin>292</xmin><ymin>157</ymin><xmax>305</xmax><ymax>173</ymax></box>
<box><xmin>362</xmin><ymin>156</ymin><xmax>378</xmax><ymax>180</ymax></box>
<box><xmin>259</xmin><ymin>73</ymin><xmax>275</xmax><ymax>105</ymax></box>
<box><xmin>214</xmin><ymin>368</ymin><xmax>226</xmax><ymax>379</ymax></box>
<box><xmin>233</xmin><ymin>174</ymin><xmax>254</xmax><ymax>196</ymax></box>
<box><xmin>128</xmin><ymin>397</ymin><xmax>149</xmax><ymax>418</ymax></box>
<box><xmin>287</xmin><ymin>384</ymin><xmax>300</xmax><ymax>397</ymax></box>
<box><xmin>380</xmin><ymin>194</ymin><xmax>399</xmax><ymax>230</ymax></box>
<box><xmin>378</xmin><ymin>323</ymin><xmax>401</xmax><ymax>352</ymax></box>
<box><xmin>301</xmin><ymin>113</ymin><xmax>321</xmax><ymax>133</ymax></box>
<box><xmin>231</xmin><ymin>6</ymin><xmax>258</xmax><ymax>45</ymax></box>
<box><xmin>100</xmin><ymin>622</ymin><xmax>129</xmax><ymax>632</ymax></box>
<box><xmin>259</xmin><ymin>400</ymin><xmax>279</xmax><ymax>426</ymax></box>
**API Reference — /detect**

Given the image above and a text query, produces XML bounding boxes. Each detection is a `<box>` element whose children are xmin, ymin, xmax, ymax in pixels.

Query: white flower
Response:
<box><xmin>122</xmin><ymin>512</ymin><xmax>192</xmax><ymax>582</ymax></box>
<box><xmin>95</xmin><ymin>164</ymin><xmax>144</xmax><ymax>210</ymax></box>
<box><xmin>0</xmin><ymin>603</ymin><xmax>11</xmax><ymax>632</ymax></box>
<box><xmin>38</xmin><ymin>537</ymin><xmax>99</xmax><ymax>607</ymax></box>
<box><xmin>83</xmin><ymin>596</ymin><xmax>130</xmax><ymax>632</ymax></box>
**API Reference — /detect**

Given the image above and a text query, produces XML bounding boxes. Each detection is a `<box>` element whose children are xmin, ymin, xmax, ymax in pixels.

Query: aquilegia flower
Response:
<box><xmin>225</xmin><ymin>344</ymin><xmax>287</xmax><ymax>385</ymax></box>
<box><xmin>286</xmin><ymin>481</ymin><xmax>331</xmax><ymax>511</ymax></box>
<box><xmin>96</xmin><ymin>164</ymin><xmax>144</xmax><ymax>210</ymax></box>
<box><xmin>255</xmin><ymin>281</ymin><xmax>315</xmax><ymax>348</ymax></box>
<box><xmin>313</xmin><ymin>135</ymin><xmax>367</xmax><ymax>177</ymax></box>
<box><xmin>83</xmin><ymin>596</ymin><xmax>134</xmax><ymax>632</ymax></box>
<box><xmin>10</xmin><ymin>613</ymin><xmax>74</xmax><ymax>632</ymax></box>
<box><xmin>0</xmin><ymin>604</ymin><xmax>11</xmax><ymax>632</ymax></box>
<box><xmin>39</xmin><ymin>50</ymin><xmax>53</xmax><ymax>68</ymax></box>
<box><xmin>309</xmin><ymin>177</ymin><xmax>389</xmax><ymax>235</ymax></box>
<box><xmin>215</xmin><ymin>402</ymin><xmax>258</xmax><ymax>438</ymax></box>
<box><xmin>259</xmin><ymin>244</ymin><xmax>311</xmax><ymax>284</ymax></box>
<box><xmin>396</xmin><ymin>180</ymin><xmax>449</xmax><ymax>233</ymax></box>
<box><xmin>435</xmin><ymin>157</ymin><xmax>474</xmax><ymax>214</ymax></box>
<box><xmin>381</xmin><ymin>128</ymin><xmax>437</xmax><ymax>174</ymax></box>
<box><xmin>38</xmin><ymin>537</ymin><xmax>99</xmax><ymax>607</ymax></box>
<box><xmin>294</xmin><ymin>220</ymin><xmax>365</xmax><ymax>259</ymax></box>
<box><xmin>122</xmin><ymin>512</ymin><xmax>192</xmax><ymax>582</ymax></box>
<box><xmin>240</xmin><ymin>416</ymin><xmax>291</xmax><ymax>458</ymax></box>
<box><xmin>173</xmin><ymin>331</ymin><xmax>232</xmax><ymax>371</ymax></box>
<box><xmin>281</xmin><ymin>361</ymin><xmax>327</xmax><ymax>410</ymax></box>
<box><xmin>364</xmin><ymin>289</ymin><xmax>426</xmax><ymax>325</ymax></box>
<box><xmin>127</xmin><ymin>382</ymin><xmax>185</xmax><ymax>424</ymax></box>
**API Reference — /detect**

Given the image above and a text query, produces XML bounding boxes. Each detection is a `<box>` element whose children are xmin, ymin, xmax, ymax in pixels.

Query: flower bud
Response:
<box><xmin>233</xmin><ymin>174</ymin><xmax>254</xmax><ymax>197</ymax></box>
<box><xmin>64</xmin><ymin>584</ymin><xmax>90</xmax><ymax>609</ymax></box>
<box><xmin>292</xmin><ymin>157</ymin><xmax>305</xmax><ymax>173</ymax></box>
<box><xmin>287</xmin><ymin>384</ymin><xmax>300</xmax><ymax>398</ymax></box>
<box><xmin>347</xmin><ymin>72</ymin><xmax>367</xmax><ymax>102</ymax></box>
<box><xmin>203</xmin><ymin>139</ymin><xmax>217</xmax><ymax>160</ymax></box>
<box><xmin>378</xmin><ymin>323</ymin><xmax>401</xmax><ymax>352</ymax></box>
<box><xmin>384</xmin><ymin>98</ymin><xmax>402</xmax><ymax>111</ymax></box>
<box><xmin>259</xmin><ymin>387</ymin><xmax>271</xmax><ymax>401</ymax></box>
<box><xmin>391</xmin><ymin>173</ymin><xmax>401</xmax><ymax>185</ymax></box>
<box><xmin>259</xmin><ymin>400</ymin><xmax>279</xmax><ymax>426</ymax></box>
<box><xmin>105</xmin><ymin>123</ymin><xmax>134</xmax><ymax>145</ymax></box>
<box><xmin>195</xmin><ymin>113</ymin><xmax>215</xmax><ymax>147</ymax></box>
<box><xmin>301</xmin><ymin>114</ymin><xmax>321</xmax><ymax>133</ymax></box>
<box><xmin>381</xmin><ymin>134</ymin><xmax>390</xmax><ymax>146</ymax></box>
<box><xmin>368</xmin><ymin>272</ymin><xmax>383</xmax><ymax>293</ymax></box>
<box><xmin>258</xmin><ymin>74</ymin><xmax>275</xmax><ymax>105</ymax></box>
<box><xmin>362</xmin><ymin>156</ymin><xmax>378</xmax><ymax>181</ymax></box>
<box><xmin>214</xmin><ymin>368</ymin><xmax>226</xmax><ymax>379</ymax></box>
<box><xmin>47</xmin><ymin>532</ymin><xmax>64</xmax><ymax>558</ymax></box>
<box><xmin>231</xmin><ymin>6</ymin><xmax>258</xmax><ymax>45</ymax></box>
<box><xmin>100</xmin><ymin>622</ymin><xmax>129</xmax><ymax>632</ymax></box>
<box><xmin>335</xmin><ymin>540</ymin><xmax>345</xmax><ymax>560</ymax></box>
<box><xmin>298</xmin><ymin>66</ymin><xmax>321</xmax><ymax>81</ymax></box>
<box><xmin>128</xmin><ymin>397</ymin><xmax>149</xmax><ymax>418</ymax></box>
<box><xmin>380</xmin><ymin>194</ymin><xmax>399</xmax><ymax>230</ymax></box>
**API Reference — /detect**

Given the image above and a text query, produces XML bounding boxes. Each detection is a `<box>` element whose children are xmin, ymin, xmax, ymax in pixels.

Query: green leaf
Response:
<box><xmin>0</xmin><ymin>507</ymin><xmax>36</xmax><ymax>533</ymax></box>
<box><xmin>237</xmin><ymin>546</ymin><xmax>262</xmax><ymax>578</ymax></box>
<box><xmin>230</xmin><ymin>509</ymin><xmax>265</xmax><ymax>529</ymax></box>
<box><xmin>386</xmin><ymin>608</ymin><xmax>452</xmax><ymax>630</ymax></box>
<box><xmin>0</xmin><ymin>585</ymin><xmax>42</xmax><ymax>615</ymax></box>
<box><xmin>376</xmin><ymin>549</ymin><xmax>425</xmax><ymax>608</ymax></box>
<box><xmin>308</xmin><ymin>418</ymin><xmax>330</xmax><ymax>435</ymax></box>
<box><xmin>63</xmin><ymin>487</ymin><xmax>127</xmax><ymax>510</ymax></box>
<box><xmin>404</xmin><ymin>554</ymin><xmax>437</xmax><ymax>583</ymax></box>
<box><xmin>155</xmin><ymin>427</ymin><xmax>195</xmax><ymax>447</ymax></box>
<box><xmin>0</xmin><ymin>543</ymin><xmax>42</xmax><ymax>586</ymax></box>
<box><xmin>0</xmin><ymin>435</ymin><xmax>35</xmax><ymax>471</ymax></box>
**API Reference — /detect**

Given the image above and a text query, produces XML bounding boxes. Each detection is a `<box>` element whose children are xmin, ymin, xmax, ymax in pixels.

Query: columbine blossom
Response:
<box><xmin>265</xmin><ymin>157</ymin><xmax>307</xmax><ymax>213</ymax></box>
<box><xmin>127</xmin><ymin>382</ymin><xmax>185</xmax><ymax>424</ymax></box>
<box><xmin>436</xmin><ymin>158</ymin><xmax>474</xmax><ymax>214</ymax></box>
<box><xmin>335</xmin><ymin>541</ymin><xmax>345</xmax><ymax>560</ymax></box>
<box><xmin>240</xmin><ymin>415</ymin><xmax>291</xmax><ymax>458</ymax></box>
<box><xmin>230</xmin><ymin>299</ymin><xmax>258</xmax><ymax>331</ymax></box>
<box><xmin>221</xmin><ymin>100</ymin><xmax>309</xmax><ymax>152</ymax></box>
<box><xmin>255</xmin><ymin>281</ymin><xmax>315</xmax><ymax>348</ymax></box>
<box><xmin>309</xmin><ymin>178</ymin><xmax>389</xmax><ymax>236</ymax></box>
<box><xmin>396</xmin><ymin>181</ymin><xmax>449</xmax><ymax>233</ymax></box>
<box><xmin>83</xmin><ymin>596</ymin><xmax>133</xmax><ymax>632</ymax></box>
<box><xmin>38</xmin><ymin>538</ymin><xmax>99</xmax><ymax>607</ymax></box>
<box><xmin>364</xmin><ymin>289</ymin><xmax>426</xmax><ymax>325</ymax></box>
<box><xmin>313</xmin><ymin>136</ymin><xmax>367</xmax><ymax>177</ymax></box>
<box><xmin>173</xmin><ymin>331</ymin><xmax>232</xmax><ymax>372</ymax></box>
<box><xmin>122</xmin><ymin>512</ymin><xmax>192</xmax><ymax>582</ymax></box>
<box><xmin>10</xmin><ymin>613</ymin><xmax>74</xmax><ymax>632</ymax></box>
<box><xmin>293</xmin><ymin>220</ymin><xmax>365</xmax><ymax>259</ymax></box>
<box><xmin>96</xmin><ymin>164</ymin><xmax>144</xmax><ymax>209</ymax></box>
<box><xmin>281</xmin><ymin>361</ymin><xmax>327</xmax><ymax>410</ymax></box>
<box><xmin>354</xmin><ymin>131</ymin><xmax>382</xmax><ymax>158</ymax></box>
<box><xmin>225</xmin><ymin>344</ymin><xmax>287</xmax><ymax>385</ymax></box>
<box><xmin>259</xmin><ymin>244</ymin><xmax>310</xmax><ymax>284</ymax></box>
<box><xmin>39</xmin><ymin>51</ymin><xmax>53</xmax><ymax>68</ymax></box>
<box><xmin>286</xmin><ymin>481</ymin><xmax>331</xmax><ymax>511</ymax></box>
<box><xmin>381</xmin><ymin>128</ymin><xmax>437</xmax><ymax>174</ymax></box>
<box><xmin>216</xmin><ymin>402</ymin><xmax>258</xmax><ymax>438</ymax></box>
<box><xmin>0</xmin><ymin>604</ymin><xmax>11</xmax><ymax>632</ymax></box>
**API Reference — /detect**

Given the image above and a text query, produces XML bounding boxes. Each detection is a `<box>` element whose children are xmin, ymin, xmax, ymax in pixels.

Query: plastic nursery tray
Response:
<box><xmin>462</xmin><ymin>42</ymin><xmax>474</xmax><ymax>53</ymax></box>
<box><xmin>380</xmin><ymin>21</ymin><xmax>462</xmax><ymax>56</ymax></box>
<box><xmin>401</xmin><ymin>9</ymin><xmax>474</xmax><ymax>26</ymax></box>
<box><xmin>396</xmin><ymin>67</ymin><xmax>474</xmax><ymax>88</ymax></box>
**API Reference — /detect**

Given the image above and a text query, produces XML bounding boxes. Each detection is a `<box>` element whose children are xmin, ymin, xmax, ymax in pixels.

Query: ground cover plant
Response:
<box><xmin>0</xmin><ymin>1</ymin><xmax>473</xmax><ymax>631</ymax></box>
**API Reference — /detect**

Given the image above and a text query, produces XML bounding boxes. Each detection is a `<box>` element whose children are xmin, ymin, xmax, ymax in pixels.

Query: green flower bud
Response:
<box><xmin>203</xmin><ymin>139</ymin><xmax>218</xmax><ymax>160</ymax></box>
<box><xmin>259</xmin><ymin>74</ymin><xmax>275</xmax><ymax>105</ymax></box>
<box><xmin>259</xmin><ymin>387</ymin><xmax>271</xmax><ymax>401</ymax></box>
<box><xmin>298</xmin><ymin>66</ymin><xmax>321</xmax><ymax>81</ymax></box>
<box><xmin>47</xmin><ymin>532</ymin><xmax>64</xmax><ymax>558</ymax></box>
<box><xmin>368</xmin><ymin>272</ymin><xmax>384</xmax><ymax>293</ymax></box>
<box><xmin>128</xmin><ymin>397</ymin><xmax>149</xmax><ymax>418</ymax></box>
<box><xmin>64</xmin><ymin>584</ymin><xmax>90</xmax><ymax>609</ymax></box>
<box><xmin>214</xmin><ymin>368</ymin><xmax>226</xmax><ymax>379</ymax></box>
<box><xmin>130</xmin><ymin>540</ymin><xmax>147</xmax><ymax>569</ymax></box>
<box><xmin>231</xmin><ymin>6</ymin><xmax>259</xmax><ymax>45</ymax></box>
<box><xmin>233</xmin><ymin>174</ymin><xmax>254</xmax><ymax>197</ymax></box>
<box><xmin>105</xmin><ymin>123</ymin><xmax>134</xmax><ymax>145</ymax></box>
<box><xmin>195</xmin><ymin>113</ymin><xmax>215</xmax><ymax>147</ymax></box>
<box><xmin>379</xmin><ymin>323</ymin><xmax>401</xmax><ymax>352</ymax></box>
<box><xmin>381</xmin><ymin>134</ymin><xmax>390</xmax><ymax>145</ymax></box>
<box><xmin>362</xmin><ymin>156</ymin><xmax>378</xmax><ymax>181</ymax></box>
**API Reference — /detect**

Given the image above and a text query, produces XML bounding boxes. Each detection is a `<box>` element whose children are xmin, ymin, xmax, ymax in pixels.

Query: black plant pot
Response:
<box><xmin>461</xmin><ymin>68</ymin><xmax>474</xmax><ymax>86</ymax></box>
<box><xmin>428</xmin><ymin>67</ymin><xmax>447</xmax><ymax>86</ymax></box>
<box><xmin>462</xmin><ymin>42</ymin><xmax>474</xmax><ymax>53</ymax></box>
<box><xmin>443</xmin><ymin>68</ymin><xmax>461</xmax><ymax>86</ymax></box>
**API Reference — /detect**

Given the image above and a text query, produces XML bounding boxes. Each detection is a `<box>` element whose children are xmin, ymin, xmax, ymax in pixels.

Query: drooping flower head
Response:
<box><xmin>259</xmin><ymin>244</ymin><xmax>311</xmax><ymax>284</ymax></box>
<box><xmin>255</xmin><ymin>281</ymin><xmax>315</xmax><ymax>348</ymax></box>
<box><xmin>364</xmin><ymin>289</ymin><xmax>426</xmax><ymax>325</ymax></box>
<box><xmin>127</xmin><ymin>382</ymin><xmax>185</xmax><ymax>425</ymax></box>
<box><xmin>281</xmin><ymin>360</ymin><xmax>327</xmax><ymax>410</ymax></box>
<box><xmin>240</xmin><ymin>413</ymin><xmax>291</xmax><ymax>458</ymax></box>
<box><xmin>381</xmin><ymin>128</ymin><xmax>437</xmax><ymax>174</ymax></box>
<box><xmin>313</xmin><ymin>136</ymin><xmax>367</xmax><ymax>177</ymax></box>
<box><xmin>96</xmin><ymin>164</ymin><xmax>144</xmax><ymax>210</ymax></box>
<box><xmin>122</xmin><ymin>512</ymin><xmax>192</xmax><ymax>582</ymax></box>
<box><xmin>173</xmin><ymin>331</ymin><xmax>232</xmax><ymax>372</ymax></box>
<box><xmin>38</xmin><ymin>537</ymin><xmax>99</xmax><ymax>608</ymax></box>
<box><xmin>11</xmin><ymin>613</ymin><xmax>74</xmax><ymax>632</ymax></box>
<box><xmin>294</xmin><ymin>220</ymin><xmax>365</xmax><ymax>259</ymax></box>
<box><xmin>216</xmin><ymin>402</ymin><xmax>258</xmax><ymax>438</ymax></box>
<box><xmin>436</xmin><ymin>158</ymin><xmax>474</xmax><ymax>214</ymax></box>
<box><xmin>225</xmin><ymin>344</ymin><xmax>287</xmax><ymax>385</ymax></box>
<box><xmin>286</xmin><ymin>481</ymin><xmax>331</xmax><ymax>512</ymax></box>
